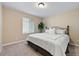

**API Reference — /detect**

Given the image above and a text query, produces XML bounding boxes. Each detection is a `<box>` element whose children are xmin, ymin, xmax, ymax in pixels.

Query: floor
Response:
<box><xmin>68</xmin><ymin>45</ymin><xmax>79</xmax><ymax>56</ymax></box>
<box><xmin>0</xmin><ymin>41</ymin><xmax>79</xmax><ymax>56</ymax></box>
<box><xmin>0</xmin><ymin>41</ymin><xmax>42</xmax><ymax>56</ymax></box>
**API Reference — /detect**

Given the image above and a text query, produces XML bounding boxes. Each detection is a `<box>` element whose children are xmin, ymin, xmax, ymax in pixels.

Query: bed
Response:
<box><xmin>27</xmin><ymin>26</ymin><xmax>70</xmax><ymax>56</ymax></box>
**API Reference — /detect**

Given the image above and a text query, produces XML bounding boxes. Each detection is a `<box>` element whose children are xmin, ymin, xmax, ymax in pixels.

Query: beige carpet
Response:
<box><xmin>0</xmin><ymin>41</ymin><xmax>79</xmax><ymax>56</ymax></box>
<box><xmin>0</xmin><ymin>41</ymin><xmax>42</xmax><ymax>56</ymax></box>
<box><xmin>68</xmin><ymin>45</ymin><xmax>79</xmax><ymax>56</ymax></box>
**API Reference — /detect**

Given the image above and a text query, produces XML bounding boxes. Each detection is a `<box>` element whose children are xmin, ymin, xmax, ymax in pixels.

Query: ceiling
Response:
<box><xmin>2</xmin><ymin>2</ymin><xmax>79</xmax><ymax>18</ymax></box>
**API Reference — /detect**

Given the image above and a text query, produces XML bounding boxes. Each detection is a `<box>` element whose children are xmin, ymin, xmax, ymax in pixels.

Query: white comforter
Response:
<box><xmin>27</xmin><ymin>33</ymin><xmax>69</xmax><ymax>56</ymax></box>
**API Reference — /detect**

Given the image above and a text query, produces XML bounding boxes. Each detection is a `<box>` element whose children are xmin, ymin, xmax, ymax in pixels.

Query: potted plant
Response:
<box><xmin>38</xmin><ymin>22</ymin><xmax>45</xmax><ymax>33</ymax></box>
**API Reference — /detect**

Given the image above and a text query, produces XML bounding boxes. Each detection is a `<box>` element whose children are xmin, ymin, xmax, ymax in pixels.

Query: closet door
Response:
<box><xmin>0</xmin><ymin>3</ymin><xmax>2</xmax><ymax>52</ymax></box>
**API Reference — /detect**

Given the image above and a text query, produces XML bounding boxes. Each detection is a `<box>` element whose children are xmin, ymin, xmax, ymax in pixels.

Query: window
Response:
<box><xmin>22</xmin><ymin>17</ymin><xmax>35</xmax><ymax>34</ymax></box>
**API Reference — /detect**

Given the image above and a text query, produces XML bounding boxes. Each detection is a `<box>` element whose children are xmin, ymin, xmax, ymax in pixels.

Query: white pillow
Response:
<box><xmin>56</xmin><ymin>29</ymin><xmax>65</xmax><ymax>34</ymax></box>
<box><xmin>45</xmin><ymin>28</ymin><xmax>56</xmax><ymax>34</ymax></box>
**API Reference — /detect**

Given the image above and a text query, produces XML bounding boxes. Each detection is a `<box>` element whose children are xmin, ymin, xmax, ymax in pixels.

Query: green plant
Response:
<box><xmin>38</xmin><ymin>22</ymin><xmax>45</xmax><ymax>32</ymax></box>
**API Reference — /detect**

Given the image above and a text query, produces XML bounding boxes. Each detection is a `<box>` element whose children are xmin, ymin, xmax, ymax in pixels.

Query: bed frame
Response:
<box><xmin>27</xmin><ymin>26</ymin><xmax>70</xmax><ymax>56</ymax></box>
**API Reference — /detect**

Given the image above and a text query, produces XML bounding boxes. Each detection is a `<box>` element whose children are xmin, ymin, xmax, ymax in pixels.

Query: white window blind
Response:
<box><xmin>22</xmin><ymin>17</ymin><xmax>35</xmax><ymax>34</ymax></box>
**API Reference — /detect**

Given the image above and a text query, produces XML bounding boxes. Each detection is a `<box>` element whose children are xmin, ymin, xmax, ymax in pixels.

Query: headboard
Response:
<box><xmin>46</xmin><ymin>25</ymin><xmax>70</xmax><ymax>35</ymax></box>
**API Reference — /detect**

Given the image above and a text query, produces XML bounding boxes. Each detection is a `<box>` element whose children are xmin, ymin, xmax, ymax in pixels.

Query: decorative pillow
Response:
<box><xmin>56</xmin><ymin>29</ymin><xmax>65</xmax><ymax>34</ymax></box>
<box><xmin>45</xmin><ymin>29</ymin><xmax>49</xmax><ymax>33</ymax></box>
<box><xmin>45</xmin><ymin>28</ymin><xmax>56</xmax><ymax>34</ymax></box>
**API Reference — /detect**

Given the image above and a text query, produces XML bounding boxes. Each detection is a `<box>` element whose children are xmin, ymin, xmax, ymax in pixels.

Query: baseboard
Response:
<box><xmin>3</xmin><ymin>40</ymin><xmax>25</xmax><ymax>47</ymax></box>
<box><xmin>69</xmin><ymin>43</ymin><xmax>79</xmax><ymax>47</ymax></box>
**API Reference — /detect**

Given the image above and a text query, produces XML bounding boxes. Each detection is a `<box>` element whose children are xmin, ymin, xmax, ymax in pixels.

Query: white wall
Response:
<box><xmin>0</xmin><ymin>3</ymin><xmax>2</xmax><ymax>52</ymax></box>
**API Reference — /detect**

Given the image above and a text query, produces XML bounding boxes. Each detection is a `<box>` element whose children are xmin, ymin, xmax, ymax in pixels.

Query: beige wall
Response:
<box><xmin>0</xmin><ymin>3</ymin><xmax>2</xmax><ymax>43</ymax></box>
<box><xmin>2</xmin><ymin>7</ymin><xmax>41</xmax><ymax>44</ymax></box>
<box><xmin>43</xmin><ymin>8</ymin><xmax>79</xmax><ymax>45</ymax></box>
<box><xmin>0</xmin><ymin>3</ymin><xmax>2</xmax><ymax>52</ymax></box>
